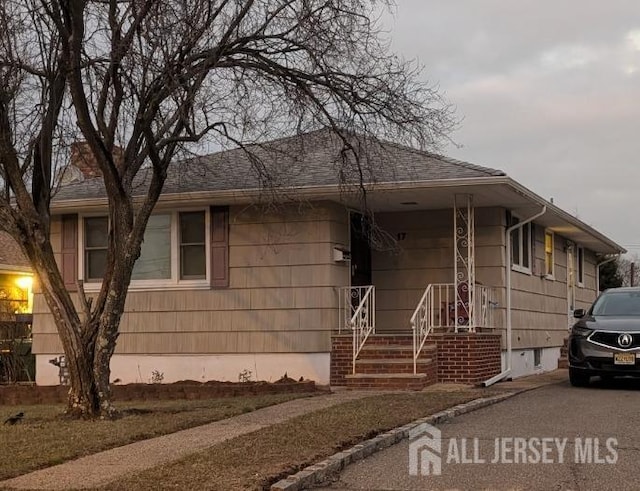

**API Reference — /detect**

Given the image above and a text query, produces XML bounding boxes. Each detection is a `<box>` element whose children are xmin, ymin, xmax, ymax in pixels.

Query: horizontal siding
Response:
<box><xmin>33</xmin><ymin>202</ymin><xmax>602</xmax><ymax>354</ymax></box>
<box><xmin>33</xmin><ymin>202</ymin><xmax>349</xmax><ymax>354</ymax></box>
<box><xmin>510</xmin><ymin>223</ymin><xmax>599</xmax><ymax>348</ymax></box>
<box><xmin>33</xmin><ymin>330</ymin><xmax>331</xmax><ymax>354</ymax></box>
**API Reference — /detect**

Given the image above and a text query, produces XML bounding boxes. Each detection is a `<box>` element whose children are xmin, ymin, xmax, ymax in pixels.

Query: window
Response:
<box><xmin>533</xmin><ymin>348</ymin><xmax>542</xmax><ymax>368</ymax></box>
<box><xmin>131</xmin><ymin>214</ymin><xmax>172</xmax><ymax>280</ymax></box>
<box><xmin>179</xmin><ymin>211</ymin><xmax>206</xmax><ymax>279</ymax></box>
<box><xmin>81</xmin><ymin>209</ymin><xmax>214</xmax><ymax>287</ymax></box>
<box><xmin>84</xmin><ymin>217</ymin><xmax>108</xmax><ymax>281</ymax></box>
<box><xmin>577</xmin><ymin>246</ymin><xmax>585</xmax><ymax>286</ymax></box>
<box><xmin>544</xmin><ymin>230</ymin><xmax>554</xmax><ymax>277</ymax></box>
<box><xmin>510</xmin><ymin>216</ymin><xmax>532</xmax><ymax>272</ymax></box>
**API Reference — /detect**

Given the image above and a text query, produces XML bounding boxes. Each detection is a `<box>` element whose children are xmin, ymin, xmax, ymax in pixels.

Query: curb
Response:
<box><xmin>270</xmin><ymin>390</ymin><xmax>521</xmax><ymax>491</ymax></box>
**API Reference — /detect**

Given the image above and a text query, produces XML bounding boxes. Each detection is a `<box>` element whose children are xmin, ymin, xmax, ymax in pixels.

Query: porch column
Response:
<box><xmin>453</xmin><ymin>194</ymin><xmax>476</xmax><ymax>332</ymax></box>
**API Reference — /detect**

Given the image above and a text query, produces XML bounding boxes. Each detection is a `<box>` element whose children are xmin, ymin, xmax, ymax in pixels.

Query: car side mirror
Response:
<box><xmin>573</xmin><ymin>308</ymin><xmax>586</xmax><ymax>318</ymax></box>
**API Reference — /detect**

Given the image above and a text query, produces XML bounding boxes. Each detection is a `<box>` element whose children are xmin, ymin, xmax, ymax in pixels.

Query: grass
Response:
<box><xmin>105</xmin><ymin>388</ymin><xmax>502</xmax><ymax>490</ymax></box>
<box><xmin>0</xmin><ymin>392</ymin><xmax>316</xmax><ymax>481</ymax></box>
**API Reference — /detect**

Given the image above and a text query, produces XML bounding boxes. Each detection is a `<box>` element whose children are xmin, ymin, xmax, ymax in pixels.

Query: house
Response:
<box><xmin>31</xmin><ymin>130</ymin><xmax>624</xmax><ymax>387</ymax></box>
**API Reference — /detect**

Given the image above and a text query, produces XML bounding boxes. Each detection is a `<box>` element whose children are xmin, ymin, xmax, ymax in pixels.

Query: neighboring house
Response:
<box><xmin>0</xmin><ymin>232</ymin><xmax>35</xmax><ymax>383</ymax></box>
<box><xmin>31</xmin><ymin>130</ymin><xmax>624</xmax><ymax>387</ymax></box>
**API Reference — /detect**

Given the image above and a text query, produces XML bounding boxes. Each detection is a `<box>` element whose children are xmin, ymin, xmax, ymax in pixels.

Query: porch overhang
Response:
<box><xmin>333</xmin><ymin>176</ymin><xmax>625</xmax><ymax>256</ymax></box>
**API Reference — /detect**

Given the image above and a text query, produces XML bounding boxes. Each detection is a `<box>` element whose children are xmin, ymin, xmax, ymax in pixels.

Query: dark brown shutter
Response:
<box><xmin>61</xmin><ymin>214</ymin><xmax>78</xmax><ymax>291</ymax></box>
<box><xmin>210</xmin><ymin>206</ymin><xmax>229</xmax><ymax>288</ymax></box>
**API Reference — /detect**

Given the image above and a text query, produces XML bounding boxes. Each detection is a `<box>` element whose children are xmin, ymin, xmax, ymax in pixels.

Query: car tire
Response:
<box><xmin>569</xmin><ymin>368</ymin><xmax>590</xmax><ymax>387</ymax></box>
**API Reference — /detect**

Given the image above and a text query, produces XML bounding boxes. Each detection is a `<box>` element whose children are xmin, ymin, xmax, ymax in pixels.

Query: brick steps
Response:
<box><xmin>344</xmin><ymin>373</ymin><xmax>433</xmax><ymax>390</ymax></box>
<box><xmin>355</xmin><ymin>358</ymin><xmax>434</xmax><ymax>374</ymax></box>
<box><xmin>359</xmin><ymin>343</ymin><xmax>436</xmax><ymax>358</ymax></box>
<box><xmin>331</xmin><ymin>332</ymin><xmax>502</xmax><ymax>387</ymax></box>
<box><xmin>343</xmin><ymin>335</ymin><xmax>437</xmax><ymax>389</ymax></box>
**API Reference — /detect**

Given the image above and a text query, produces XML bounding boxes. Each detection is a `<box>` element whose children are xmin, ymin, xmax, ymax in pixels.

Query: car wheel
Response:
<box><xmin>569</xmin><ymin>368</ymin><xmax>590</xmax><ymax>387</ymax></box>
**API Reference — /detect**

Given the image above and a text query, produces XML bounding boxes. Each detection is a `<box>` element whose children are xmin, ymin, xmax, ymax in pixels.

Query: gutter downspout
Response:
<box><xmin>596</xmin><ymin>254</ymin><xmax>621</xmax><ymax>294</ymax></box>
<box><xmin>483</xmin><ymin>205</ymin><xmax>547</xmax><ymax>387</ymax></box>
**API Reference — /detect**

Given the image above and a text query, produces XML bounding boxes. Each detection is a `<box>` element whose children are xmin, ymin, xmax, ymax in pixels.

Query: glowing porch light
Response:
<box><xmin>16</xmin><ymin>276</ymin><xmax>33</xmax><ymax>290</ymax></box>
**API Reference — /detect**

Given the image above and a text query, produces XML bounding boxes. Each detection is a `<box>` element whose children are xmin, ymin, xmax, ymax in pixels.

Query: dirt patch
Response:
<box><xmin>0</xmin><ymin>379</ymin><xmax>316</xmax><ymax>406</ymax></box>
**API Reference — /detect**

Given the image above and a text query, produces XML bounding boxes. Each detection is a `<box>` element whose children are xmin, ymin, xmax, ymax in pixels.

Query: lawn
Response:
<box><xmin>105</xmin><ymin>388</ymin><xmax>503</xmax><ymax>490</ymax></box>
<box><xmin>0</xmin><ymin>392</ymin><xmax>316</xmax><ymax>480</ymax></box>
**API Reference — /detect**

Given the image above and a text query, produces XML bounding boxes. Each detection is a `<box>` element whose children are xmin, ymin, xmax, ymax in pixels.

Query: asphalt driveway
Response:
<box><xmin>321</xmin><ymin>377</ymin><xmax>640</xmax><ymax>490</ymax></box>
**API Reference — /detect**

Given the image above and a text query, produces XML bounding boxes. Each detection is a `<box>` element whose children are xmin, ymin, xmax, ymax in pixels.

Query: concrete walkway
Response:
<box><xmin>0</xmin><ymin>371</ymin><xmax>568</xmax><ymax>490</ymax></box>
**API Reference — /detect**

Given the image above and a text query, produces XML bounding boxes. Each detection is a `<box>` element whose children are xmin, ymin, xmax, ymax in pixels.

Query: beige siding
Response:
<box><xmin>372</xmin><ymin>207</ymin><xmax>505</xmax><ymax>332</ymax></box>
<box><xmin>509</xmin><ymin>224</ymin><xmax>599</xmax><ymax>349</ymax></box>
<box><xmin>32</xmin><ymin>202</ymin><xmax>349</xmax><ymax>354</ymax></box>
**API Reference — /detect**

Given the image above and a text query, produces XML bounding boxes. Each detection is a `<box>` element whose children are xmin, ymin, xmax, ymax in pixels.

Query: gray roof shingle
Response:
<box><xmin>53</xmin><ymin>129</ymin><xmax>505</xmax><ymax>201</ymax></box>
<box><xmin>0</xmin><ymin>232</ymin><xmax>30</xmax><ymax>269</ymax></box>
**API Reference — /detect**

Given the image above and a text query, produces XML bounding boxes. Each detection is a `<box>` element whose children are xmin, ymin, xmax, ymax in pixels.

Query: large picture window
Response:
<box><xmin>132</xmin><ymin>214</ymin><xmax>172</xmax><ymax>280</ymax></box>
<box><xmin>82</xmin><ymin>209</ymin><xmax>211</xmax><ymax>287</ymax></box>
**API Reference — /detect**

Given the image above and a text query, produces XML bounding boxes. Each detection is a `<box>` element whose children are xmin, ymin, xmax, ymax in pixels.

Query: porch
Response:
<box><xmin>331</xmin><ymin>195</ymin><xmax>504</xmax><ymax>389</ymax></box>
<box><xmin>332</xmin><ymin>284</ymin><xmax>502</xmax><ymax>388</ymax></box>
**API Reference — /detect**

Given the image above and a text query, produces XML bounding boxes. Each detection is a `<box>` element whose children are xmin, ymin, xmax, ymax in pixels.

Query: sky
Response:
<box><xmin>383</xmin><ymin>0</ymin><xmax>640</xmax><ymax>256</ymax></box>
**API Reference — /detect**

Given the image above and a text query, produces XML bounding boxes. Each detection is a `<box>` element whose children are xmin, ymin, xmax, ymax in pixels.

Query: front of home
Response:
<box><xmin>31</xmin><ymin>131</ymin><xmax>624</xmax><ymax>387</ymax></box>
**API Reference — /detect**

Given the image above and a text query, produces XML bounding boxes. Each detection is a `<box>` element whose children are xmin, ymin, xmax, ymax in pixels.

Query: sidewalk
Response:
<box><xmin>0</xmin><ymin>370</ymin><xmax>567</xmax><ymax>490</ymax></box>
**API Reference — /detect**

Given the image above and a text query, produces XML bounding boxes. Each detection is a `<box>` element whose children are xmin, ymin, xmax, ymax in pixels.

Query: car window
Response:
<box><xmin>592</xmin><ymin>292</ymin><xmax>640</xmax><ymax>316</ymax></box>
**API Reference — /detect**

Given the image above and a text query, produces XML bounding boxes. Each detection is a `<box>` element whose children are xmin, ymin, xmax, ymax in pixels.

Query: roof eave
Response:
<box><xmin>503</xmin><ymin>178</ymin><xmax>626</xmax><ymax>255</ymax></box>
<box><xmin>49</xmin><ymin>175</ymin><xmax>625</xmax><ymax>255</ymax></box>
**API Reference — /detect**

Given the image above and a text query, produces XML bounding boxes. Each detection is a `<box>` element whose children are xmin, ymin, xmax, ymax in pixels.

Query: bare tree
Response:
<box><xmin>0</xmin><ymin>0</ymin><xmax>454</xmax><ymax>418</ymax></box>
<box><xmin>617</xmin><ymin>255</ymin><xmax>638</xmax><ymax>287</ymax></box>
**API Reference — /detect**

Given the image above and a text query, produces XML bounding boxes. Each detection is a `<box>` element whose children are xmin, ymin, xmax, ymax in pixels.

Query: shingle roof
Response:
<box><xmin>53</xmin><ymin>129</ymin><xmax>505</xmax><ymax>201</ymax></box>
<box><xmin>0</xmin><ymin>232</ymin><xmax>30</xmax><ymax>269</ymax></box>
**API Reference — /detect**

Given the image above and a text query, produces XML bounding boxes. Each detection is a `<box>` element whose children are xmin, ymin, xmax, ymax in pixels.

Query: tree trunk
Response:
<box><xmin>65</xmin><ymin>340</ymin><xmax>100</xmax><ymax>417</ymax></box>
<box><xmin>22</xmin><ymin>231</ymin><xmax>116</xmax><ymax>418</ymax></box>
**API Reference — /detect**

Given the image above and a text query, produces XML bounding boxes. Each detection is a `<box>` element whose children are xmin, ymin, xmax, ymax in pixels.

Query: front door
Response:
<box><xmin>566</xmin><ymin>243</ymin><xmax>576</xmax><ymax>329</ymax></box>
<box><xmin>350</xmin><ymin>212</ymin><xmax>372</xmax><ymax>287</ymax></box>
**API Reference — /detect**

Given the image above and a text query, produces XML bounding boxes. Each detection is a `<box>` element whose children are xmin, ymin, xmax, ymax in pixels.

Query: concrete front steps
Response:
<box><xmin>344</xmin><ymin>335</ymin><xmax>438</xmax><ymax>390</ymax></box>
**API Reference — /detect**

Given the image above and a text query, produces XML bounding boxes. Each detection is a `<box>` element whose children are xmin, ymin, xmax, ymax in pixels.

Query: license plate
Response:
<box><xmin>614</xmin><ymin>353</ymin><xmax>636</xmax><ymax>365</ymax></box>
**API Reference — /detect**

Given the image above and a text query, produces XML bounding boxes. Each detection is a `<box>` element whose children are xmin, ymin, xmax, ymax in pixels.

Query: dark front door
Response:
<box><xmin>350</xmin><ymin>212</ymin><xmax>372</xmax><ymax>286</ymax></box>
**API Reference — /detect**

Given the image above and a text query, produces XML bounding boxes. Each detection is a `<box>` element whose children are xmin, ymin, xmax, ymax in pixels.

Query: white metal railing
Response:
<box><xmin>475</xmin><ymin>284</ymin><xmax>496</xmax><ymax>329</ymax></box>
<box><xmin>411</xmin><ymin>283</ymin><xmax>498</xmax><ymax>373</ymax></box>
<box><xmin>338</xmin><ymin>285</ymin><xmax>376</xmax><ymax>374</ymax></box>
<box><xmin>411</xmin><ymin>284</ymin><xmax>434</xmax><ymax>374</ymax></box>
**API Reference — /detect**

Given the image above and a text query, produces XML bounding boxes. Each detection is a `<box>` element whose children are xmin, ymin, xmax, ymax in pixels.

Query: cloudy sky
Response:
<box><xmin>384</xmin><ymin>1</ymin><xmax>640</xmax><ymax>256</ymax></box>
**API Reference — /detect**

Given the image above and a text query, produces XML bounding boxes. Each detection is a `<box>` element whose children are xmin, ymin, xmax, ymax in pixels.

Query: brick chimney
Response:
<box><xmin>70</xmin><ymin>142</ymin><xmax>124</xmax><ymax>179</ymax></box>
